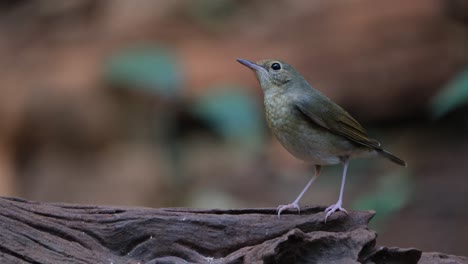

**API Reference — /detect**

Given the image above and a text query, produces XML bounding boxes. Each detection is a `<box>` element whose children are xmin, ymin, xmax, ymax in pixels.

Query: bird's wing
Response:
<box><xmin>295</xmin><ymin>96</ymin><xmax>382</xmax><ymax>150</ymax></box>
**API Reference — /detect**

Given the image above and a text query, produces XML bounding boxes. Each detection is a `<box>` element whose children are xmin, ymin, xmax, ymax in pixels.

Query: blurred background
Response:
<box><xmin>0</xmin><ymin>0</ymin><xmax>467</xmax><ymax>255</ymax></box>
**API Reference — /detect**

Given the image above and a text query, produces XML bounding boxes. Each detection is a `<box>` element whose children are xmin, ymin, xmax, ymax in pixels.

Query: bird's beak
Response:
<box><xmin>236</xmin><ymin>58</ymin><xmax>265</xmax><ymax>73</ymax></box>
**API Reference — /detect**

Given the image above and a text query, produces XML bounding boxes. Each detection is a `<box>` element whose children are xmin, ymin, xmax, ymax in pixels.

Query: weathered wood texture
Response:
<box><xmin>0</xmin><ymin>197</ymin><xmax>466</xmax><ymax>264</ymax></box>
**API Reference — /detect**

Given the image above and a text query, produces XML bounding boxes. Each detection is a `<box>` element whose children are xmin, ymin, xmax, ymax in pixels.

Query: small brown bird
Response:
<box><xmin>237</xmin><ymin>58</ymin><xmax>406</xmax><ymax>221</ymax></box>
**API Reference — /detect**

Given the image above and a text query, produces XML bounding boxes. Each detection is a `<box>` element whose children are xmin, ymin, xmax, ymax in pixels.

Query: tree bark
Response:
<box><xmin>0</xmin><ymin>197</ymin><xmax>465</xmax><ymax>264</ymax></box>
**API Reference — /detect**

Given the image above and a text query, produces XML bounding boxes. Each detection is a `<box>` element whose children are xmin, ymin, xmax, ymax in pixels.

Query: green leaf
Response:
<box><xmin>192</xmin><ymin>86</ymin><xmax>265</xmax><ymax>147</ymax></box>
<box><xmin>431</xmin><ymin>67</ymin><xmax>468</xmax><ymax>119</ymax></box>
<box><xmin>104</xmin><ymin>46</ymin><xmax>183</xmax><ymax>97</ymax></box>
<box><xmin>352</xmin><ymin>170</ymin><xmax>412</xmax><ymax>228</ymax></box>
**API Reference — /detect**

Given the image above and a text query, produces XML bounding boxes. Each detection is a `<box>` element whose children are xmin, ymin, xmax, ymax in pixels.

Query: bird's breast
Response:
<box><xmin>263</xmin><ymin>92</ymin><xmax>370</xmax><ymax>165</ymax></box>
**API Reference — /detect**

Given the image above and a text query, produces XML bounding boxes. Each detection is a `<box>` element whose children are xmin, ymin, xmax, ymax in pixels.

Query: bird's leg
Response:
<box><xmin>325</xmin><ymin>156</ymin><xmax>350</xmax><ymax>222</ymax></box>
<box><xmin>277</xmin><ymin>165</ymin><xmax>321</xmax><ymax>218</ymax></box>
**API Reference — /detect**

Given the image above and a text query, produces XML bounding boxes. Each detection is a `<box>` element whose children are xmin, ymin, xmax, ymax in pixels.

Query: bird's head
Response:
<box><xmin>237</xmin><ymin>59</ymin><xmax>303</xmax><ymax>93</ymax></box>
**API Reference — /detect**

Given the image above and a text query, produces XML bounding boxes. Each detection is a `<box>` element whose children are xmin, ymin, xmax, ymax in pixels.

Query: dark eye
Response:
<box><xmin>271</xmin><ymin>62</ymin><xmax>281</xmax><ymax>70</ymax></box>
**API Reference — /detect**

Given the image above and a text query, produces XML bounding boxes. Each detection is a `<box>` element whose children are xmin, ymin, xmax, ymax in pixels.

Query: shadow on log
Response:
<box><xmin>0</xmin><ymin>197</ymin><xmax>466</xmax><ymax>263</ymax></box>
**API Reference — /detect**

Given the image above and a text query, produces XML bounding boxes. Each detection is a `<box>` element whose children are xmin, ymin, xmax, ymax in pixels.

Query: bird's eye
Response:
<box><xmin>271</xmin><ymin>63</ymin><xmax>281</xmax><ymax>71</ymax></box>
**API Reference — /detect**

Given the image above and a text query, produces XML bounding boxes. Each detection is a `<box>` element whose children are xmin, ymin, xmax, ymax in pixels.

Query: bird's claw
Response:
<box><xmin>276</xmin><ymin>203</ymin><xmax>300</xmax><ymax>218</ymax></box>
<box><xmin>324</xmin><ymin>203</ymin><xmax>348</xmax><ymax>222</ymax></box>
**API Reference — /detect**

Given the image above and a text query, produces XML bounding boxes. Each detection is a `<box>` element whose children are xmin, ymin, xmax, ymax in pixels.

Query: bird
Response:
<box><xmin>236</xmin><ymin>58</ymin><xmax>406</xmax><ymax>221</ymax></box>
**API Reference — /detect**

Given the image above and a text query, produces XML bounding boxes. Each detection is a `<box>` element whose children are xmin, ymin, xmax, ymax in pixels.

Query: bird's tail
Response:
<box><xmin>378</xmin><ymin>149</ymin><xmax>407</xmax><ymax>166</ymax></box>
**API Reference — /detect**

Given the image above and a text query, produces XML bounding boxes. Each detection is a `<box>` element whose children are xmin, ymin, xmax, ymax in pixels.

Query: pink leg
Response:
<box><xmin>324</xmin><ymin>157</ymin><xmax>350</xmax><ymax>222</ymax></box>
<box><xmin>277</xmin><ymin>165</ymin><xmax>321</xmax><ymax>218</ymax></box>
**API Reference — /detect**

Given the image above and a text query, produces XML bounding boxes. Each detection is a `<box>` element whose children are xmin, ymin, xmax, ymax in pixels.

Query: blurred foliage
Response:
<box><xmin>188</xmin><ymin>0</ymin><xmax>237</xmax><ymax>30</ymax></box>
<box><xmin>192</xmin><ymin>87</ymin><xmax>265</xmax><ymax>150</ymax></box>
<box><xmin>104</xmin><ymin>46</ymin><xmax>183</xmax><ymax>98</ymax></box>
<box><xmin>431</xmin><ymin>67</ymin><xmax>468</xmax><ymax>119</ymax></box>
<box><xmin>352</xmin><ymin>170</ymin><xmax>412</xmax><ymax>229</ymax></box>
<box><xmin>102</xmin><ymin>46</ymin><xmax>189</xmax><ymax>188</ymax></box>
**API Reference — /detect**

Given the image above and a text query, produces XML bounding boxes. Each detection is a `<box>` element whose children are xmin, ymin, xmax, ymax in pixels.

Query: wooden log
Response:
<box><xmin>0</xmin><ymin>197</ymin><xmax>465</xmax><ymax>263</ymax></box>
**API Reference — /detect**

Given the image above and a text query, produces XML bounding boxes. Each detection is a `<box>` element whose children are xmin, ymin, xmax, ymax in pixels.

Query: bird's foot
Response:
<box><xmin>276</xmin><ymin>202</ymin><xmax>300</xmax><ymax>218</ymax></box>
<box><xmin>324</xmin><ymin>202</ymin><xmax>348</xmax><ymax>222</ymax></box>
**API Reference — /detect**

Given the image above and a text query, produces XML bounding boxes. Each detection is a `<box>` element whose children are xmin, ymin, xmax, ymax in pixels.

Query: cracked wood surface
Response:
<box><xmin>0</xmin><ymin>197</ymin><xmax>466</xmax><ymax>264</ymax></box>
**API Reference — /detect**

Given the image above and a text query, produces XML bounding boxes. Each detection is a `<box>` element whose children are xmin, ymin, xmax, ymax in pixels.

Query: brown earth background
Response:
<box><xmin>0</xmin><ymin>0</ymin><xmax>467</xmax><ymax>256</ymax></box>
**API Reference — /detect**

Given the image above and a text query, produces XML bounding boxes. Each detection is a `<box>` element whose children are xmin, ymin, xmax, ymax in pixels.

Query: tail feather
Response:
<box><xmin>378</xmin><ymin>149</ymin><xmax>407</xmax><ymax>167</ymax></box>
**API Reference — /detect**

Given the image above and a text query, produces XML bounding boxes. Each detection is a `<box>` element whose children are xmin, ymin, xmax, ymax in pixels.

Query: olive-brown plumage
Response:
<box><xmin>237</xmin><ymin>58</ymin><xmax>406</xmax><ymax>221</ymax></box>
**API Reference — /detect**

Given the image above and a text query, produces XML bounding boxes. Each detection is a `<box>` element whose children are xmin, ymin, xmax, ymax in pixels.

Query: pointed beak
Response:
<box><xmin>236</xmin><ymin>58</ymin><xmax>265</xmax><ymax>72</ymax></box>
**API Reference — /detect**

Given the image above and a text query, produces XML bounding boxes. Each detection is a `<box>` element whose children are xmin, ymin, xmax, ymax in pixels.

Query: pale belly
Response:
<box><xmin>264</xmin><ymin>95</ymin><xmax>374</xmax><ymax>165</ymax></box>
